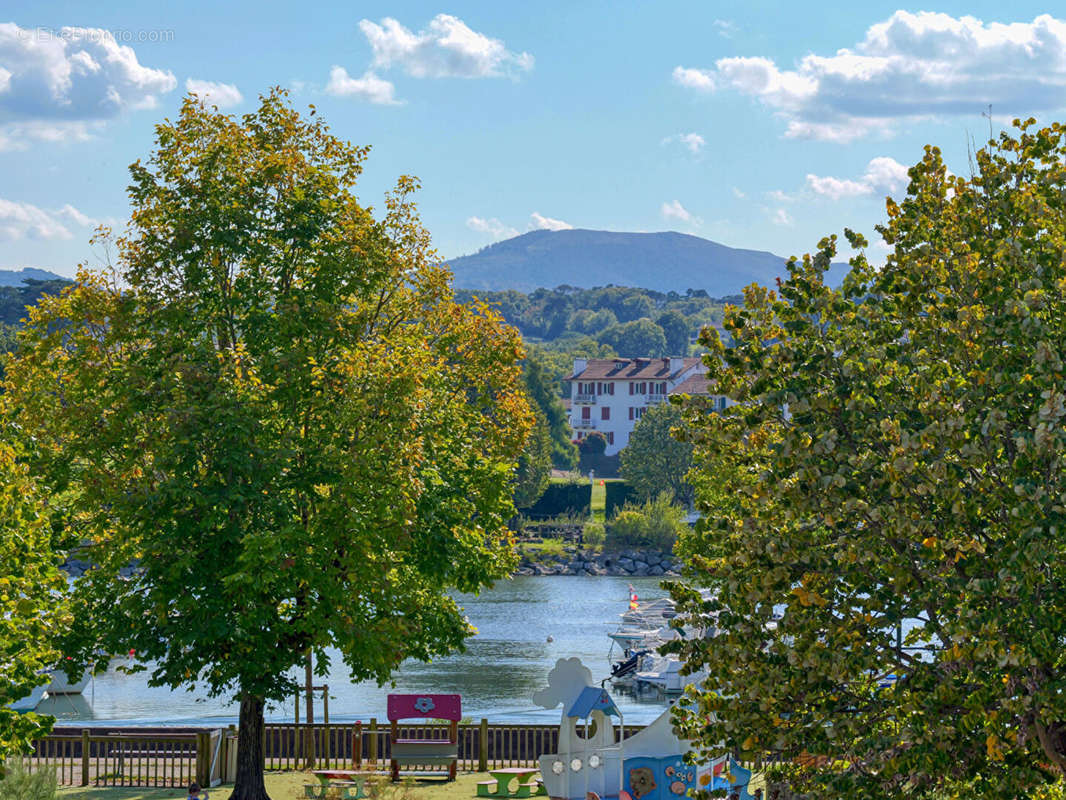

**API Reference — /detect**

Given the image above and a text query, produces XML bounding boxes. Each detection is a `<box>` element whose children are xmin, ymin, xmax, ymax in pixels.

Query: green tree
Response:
<box><xmin>514</xmin><ymin>406</ymin><xmax>552</xmax><ymax>507</ymax></box>
<box><xmin>0</xmin><ymin>438</ymin><xmax>68</xmax><ymax>760</ymax></box>
<box><xmin>4</xmin><ymin>91</ymin><xmax>531</xmax><ymax>800</ymax></box>
<box><xmin>656</xmin><ymin>310</ymin><xmax>690</xmax><ymax>355</ymax></box>
<box><xmin>599</xmin><ymin>318</ymin><xmax>668</xmax><ymax>358</ymax></box>
<box><xmin>670</xmin><ymin>121</ymin><xmax>1066</xmax><ymax>799</ymax></box>
<box><xmin>619</xmin><ymin>402</ymin><xmax>694</xmax><ymax>506</ymax></box>
<box><xmin>524</xmin><ymin>350</ymin><xmax>578</xmax><ymax>470</ymax></box>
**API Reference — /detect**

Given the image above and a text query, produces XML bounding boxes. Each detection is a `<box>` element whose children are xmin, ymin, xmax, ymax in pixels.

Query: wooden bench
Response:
<box><xmin>387</xmin><ymin>693</ymin><xmax>461</xmax><ymax>782</ymax></box>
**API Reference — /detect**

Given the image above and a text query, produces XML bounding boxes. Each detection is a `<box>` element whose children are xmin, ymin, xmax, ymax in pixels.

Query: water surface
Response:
<box><xmin>43</xmin><ymin>576</ymin><xmax>675</xmax><ymax>726</ymax></box>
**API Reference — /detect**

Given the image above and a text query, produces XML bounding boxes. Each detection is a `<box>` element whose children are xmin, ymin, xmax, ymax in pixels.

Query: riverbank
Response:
<box><xmin>514</xmin><ymin>546</ymin><xmax>680</xmax><ymax>577</ymax></box>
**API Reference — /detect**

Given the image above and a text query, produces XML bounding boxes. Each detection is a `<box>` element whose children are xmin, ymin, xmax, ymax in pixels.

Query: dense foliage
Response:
<box><xmin>605</xmin><ymin>491</ymin><xmax>686</xmax><ymax>551</ymax></box>
<box><xmin>0</xmin><ymin>280</ymin><xmax>72</xmax><ymax>327</ymax></box>
<box><xmin>455</xmin><ymin>285</ymin><xmax>730</xmax><ymax>362</ymax></box>
<box><xmin>670</xmin><ymin>121</ymin><xmax>1066</xmax><ymax>799</ymax></box>
<box><xmin>523</xmin><ymin>351</ymin><xmax>578</xmax><ymax>470</ymax></box>
<box><xmin>620</xmin><ymin>401</ymin><xmax>694</xmax><ymax>506</ymax></box>
<box><xmin>5</xmin><ymin>91</ymin><xmax>531</xmax><ymax>800</ymax></box>
<box><xmin>0</xmin><ymin>439</ymin><xmax>68</xmax><ymax>761</ymax></box>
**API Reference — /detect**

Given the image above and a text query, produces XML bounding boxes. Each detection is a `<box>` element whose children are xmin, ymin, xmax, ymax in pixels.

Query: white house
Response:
<box><xmin>565</xmin><ymin>357</ymin><xmax>727</xmax><ymax>455</ymax></box>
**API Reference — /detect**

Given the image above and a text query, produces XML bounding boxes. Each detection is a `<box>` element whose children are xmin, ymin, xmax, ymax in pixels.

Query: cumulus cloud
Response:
<box><xmin>661</xmin><ymin>200</ymin><xmax>701</xmax><ymax>226</ymax></box>
<box><xmin>325</xmin><ymin>67</ymin><xmax>399</xmax><ymax>104</ymax></box>
<box><xmin>771</xmin><ymin>208</ymin><xmax>794</xmax><ymax>226</ymax></box>
<box><xmin>185</xmin><ymin>79</ymin><xmax>243</xmax><ymax>109</ymax></box>
<box><xmin>671</xmin><ymin>65</ymin><xmax>715</xmax><ymax>91</ymax></box>
<box><xmin>662</xmin><ymin>132</ymin><xmax>705</xmax><ymax>154</ymax></box>
<box><xmin>0</xmin><ymin>23</ymin><xmax>176</xmax><ymax>147</ymax></box>
<box><xmin>672</xmin><ymin>11</ymin><xmax>1066</xmax><ymax>141</ymax></box>
<box><xmin>466</xmin><ymin>215</ymin><xmax>518</xmax><ymax>240</ymax></box>
<box><xmin>806</xmin><ymin>156</ymin><xmax>910</xmax><ymax>199</ymax></box>
<box><xmin>0</xmin><ymin>197</ymin><xmax>98</xmax><ymax>241</ymax></box>
<box><xmin>359</xmin><ymin>14</ymin><xmax>533</xmax><ymax>79</ymax></box>
<box><xmin>529</xmin><ymin>212</ymin><xmax>572</xmax><ymax>231</ymax></box>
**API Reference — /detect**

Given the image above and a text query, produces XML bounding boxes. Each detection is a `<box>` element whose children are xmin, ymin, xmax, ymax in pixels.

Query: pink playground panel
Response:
<box><xmin>387</xmin><ymin>693</ymin><xmax>462</xmax><ymax>722</ymax></box>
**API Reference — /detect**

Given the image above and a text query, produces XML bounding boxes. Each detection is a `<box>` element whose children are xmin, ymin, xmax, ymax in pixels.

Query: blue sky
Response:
<box><xmin>3</xmin><ymin>1</ymin><xmax>1066</xmax><ymax>281</ymax></box>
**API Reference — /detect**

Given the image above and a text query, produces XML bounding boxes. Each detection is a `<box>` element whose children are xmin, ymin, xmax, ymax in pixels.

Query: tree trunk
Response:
<box><xmin>232</xmin><ymin>693</ymin><xmax>270</xmax><ymax>800</ymax></box>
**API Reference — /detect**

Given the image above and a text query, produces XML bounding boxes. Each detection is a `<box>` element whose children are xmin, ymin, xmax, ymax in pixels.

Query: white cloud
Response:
<box><xmin>0</xmin><ymin>197</ymin><xmax>97</xmax><ymax>241</ymax></box>
<box><xmin>771</xmin><ymin>208</ymin><xmax>794</xmax><ymax>226</ymax></box>
<box><xmin>671</xmin><ymin>66</ymin><xmax>715</xmax><ymax>91</ymax></box>
<box><xmin>713</xmin><ymin>19</ymin><xmax>738</xmax><ymax>39</ymax></box>
<box><xmin>732</xmin><ymin>187</ymin><xmax>746</xmax><ymax>199</ymax></box>
<box><xmin>806</xmin><ymin>156</ymin><xmax>910</xmax><ymax>199</ymax></box>
<box><xmin>529</xmin><ymin>212</ymin><xmax>572</xmax><ymax>231</ymax></box>
<box><xmin>359</xmin><ymin>14</ymin><xmax>533</xmax><ymax>79</ymax></box>
<box><xmin>0</xmin><ymin>23</ymin><xmax>176</xmax><ymax>147</ymax></box>
<box><xmin>673</xmin><ymin>11</ymin><xmax>1066</xmax><ymax>141</ymax></box>
<box><xmin>466</xmin><ymin>216</ymin><xmax>518</xmax><ymax>240</ymax></box>
<box><xmin>324</xmin><ymin>66</ymin><xmax>399</xmax><ymax>104</ymax></box>
<box><xmin>185</xmin><ymin>79</ymin><xmax>243</xmax><ymax>109</ymax></box>
<box><xmin>661</xmin><ymin>200</ymin><xmax>701</xmax><ymax>226</ymax></box>
<box><xmin>662</xmin><ymin>132</ymin><xmax>705</xmax><ymax>154</ymax></box>
<box><xmin>767</xmin><ymin>189</ymin><xmax>793</xmax><ymax>203</ymax></box>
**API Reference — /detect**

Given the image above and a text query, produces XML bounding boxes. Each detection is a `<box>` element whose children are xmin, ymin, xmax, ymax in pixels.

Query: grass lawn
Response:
<box><xmin>590</xmin><ymin>480</ymin><xmax>605</xmax><ymax>523</ymax></box>
<box><xmin>58</xmin><ymin>771</ymin><xmax>494</xmax><ymax>800</ymax></box>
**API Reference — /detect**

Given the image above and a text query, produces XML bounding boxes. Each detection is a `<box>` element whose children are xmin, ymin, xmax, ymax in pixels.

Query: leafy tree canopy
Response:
<box><xmin>600</xmin><ymin>318</ymin><xmax>669</xmax><ymax>358</ymax></box>
<box><xmin>514</xmin><ymin>405</ymin><xmax>552</xmax><ymax>508</ymax></box>
<box><xmin>0</xmin><ymin>437</ymin><xmax>68</xmax><ymax>760</ymax></box>
<box><xmin>4</xmin><ymin>90</ymin><xmax>531</xmax><ymax>800</ymax></box>
<box><xmin>619</xmin><ymin>401</ymin><xmax>694</xmax><ymax>506</ymax></box>
<box><xmin>523</xmin><ymin>350</ymin><xmax>578</xmax><ymax>470</ymax></box>
<box><xmin>670</xmin><ymin>120</ymin><xmax>1066</xmax><ymax>800</ymax></box>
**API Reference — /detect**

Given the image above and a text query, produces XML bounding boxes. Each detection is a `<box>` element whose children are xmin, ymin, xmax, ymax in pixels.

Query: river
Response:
<box><xmin>39</xmin><ymin>576</ymin><xmax>677</xmax><ymax>727</ymax></box>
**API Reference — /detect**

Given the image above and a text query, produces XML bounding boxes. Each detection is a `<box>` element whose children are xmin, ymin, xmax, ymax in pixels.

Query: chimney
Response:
<box><xmin>669</xmin><ymin>356</ymin><xmax>683</xmax><ymax>375</ymax></box>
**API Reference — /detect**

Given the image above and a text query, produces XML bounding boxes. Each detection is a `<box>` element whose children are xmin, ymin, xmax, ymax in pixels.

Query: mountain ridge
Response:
<box><xmin>447</xmin><ymin>229</ymin><xmax>844</xmax><ymax>294</ymax></box>
<box><xmin>0</xmin><ymin>267</ymin><xmax>69</xmax><ymax>287</ymax></box>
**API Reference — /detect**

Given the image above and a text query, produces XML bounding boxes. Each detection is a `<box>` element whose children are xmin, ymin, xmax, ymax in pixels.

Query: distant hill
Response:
<box><xmin>447</xmin><ymin>229</ymin><xmax>846</xmax><ymax>294</ymax></box>
<box><xmin>0</xmin><ymin>267</ymin><xmax>68</xmax><ymax>287</ymax></box>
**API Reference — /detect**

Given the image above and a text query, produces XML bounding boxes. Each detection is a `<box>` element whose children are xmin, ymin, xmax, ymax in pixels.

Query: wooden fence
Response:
<box><xmin>28</xmin><ymin>722</ymin><xmax>645</xmax><ymax>787</ymax></box>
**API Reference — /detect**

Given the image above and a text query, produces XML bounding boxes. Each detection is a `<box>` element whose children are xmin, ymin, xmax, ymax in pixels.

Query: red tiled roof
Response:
<box><xmin>566</xmin><ymin>357</ymin><xmax>702</xmax><ymax>381</ymax></box>
<box><xmin>669</xmin><ymin>372</ymin><xmax>714</xmax><ymax>396</ymax></box>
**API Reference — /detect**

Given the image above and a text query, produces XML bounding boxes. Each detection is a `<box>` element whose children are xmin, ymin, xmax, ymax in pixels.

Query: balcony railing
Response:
<box><xmin>574</xmin><ymin>393</ymin><xmax>597</xmax><ymax>404</ymax></box>
<box><xmin>645</xmin><ymin>394</ymin><xmax>667</xmax><ymax>404</ymax></box>
<box><xmin>573</xmin><ymin>418</ymin><xmax>598</xmax><ymax>429</ymax></box>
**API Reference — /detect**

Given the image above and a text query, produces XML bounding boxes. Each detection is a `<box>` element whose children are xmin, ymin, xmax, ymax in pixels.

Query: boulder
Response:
<box><xmin>648</xmin><ymin>564</ymin><xmax>665</xmax><ymax>576</ymax></box>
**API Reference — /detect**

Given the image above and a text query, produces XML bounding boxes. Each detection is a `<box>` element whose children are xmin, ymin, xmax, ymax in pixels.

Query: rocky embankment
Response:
<box><xmin>515</xmin><ymin>547</ymin><xmax>680</xmax><ymax>577</ymax></box>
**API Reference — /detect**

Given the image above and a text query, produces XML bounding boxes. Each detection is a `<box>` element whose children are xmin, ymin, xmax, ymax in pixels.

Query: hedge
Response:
<box><xmin>517</xmin><ymin>481</ymin><xmax>591</xmax><ymax>517</ymax></box>
<box><xmin>604</xmin><ymin>480</ymin><xmax>637</xmax><ymax>519</ymax></box>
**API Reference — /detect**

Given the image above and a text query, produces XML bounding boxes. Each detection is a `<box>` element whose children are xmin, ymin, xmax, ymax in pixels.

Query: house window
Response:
<box><xmin>581</xmin><ymin>407</ymin><xmax>591</xmax><ymax>420</ymax></box>
<box><xmin>606</xmin><ymin>432</ymin><xmax>614</xmax><ymax>445</ymax></box>
<box><xmin>601</xmin><ymin>407</ymin><xmax>610</xmax><ymax>420</ymax></box>
<box><xmin>608</xmin><ymin>382</ymin><xmax>615</xmax><ymax>395</ymax></box>
<box><xmin>629</xmin><ymin>382</ymin><xmax>635</xmax><ymax>395</ymax></box>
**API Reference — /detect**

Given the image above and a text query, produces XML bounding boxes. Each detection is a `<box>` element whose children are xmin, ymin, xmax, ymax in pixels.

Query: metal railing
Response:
<box><xmin>573</xmin><ymin>418</ymin><xmax>597</xmax><ymax>429</ymax></box>
<box><xmin>574</xmin><ymin>393</ymin><xmax>597</xmax><ymax>404</ymax></box>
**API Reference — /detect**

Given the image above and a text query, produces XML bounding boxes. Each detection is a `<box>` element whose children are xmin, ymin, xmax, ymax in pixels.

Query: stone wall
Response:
<box><xmin>515</xmin><ymin>547</ymin><xmax>680</xmax><ymax>577</ymax></box>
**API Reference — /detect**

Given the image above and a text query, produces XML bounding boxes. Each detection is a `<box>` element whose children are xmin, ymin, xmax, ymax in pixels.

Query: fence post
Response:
<box><xmin>353</xmin><ymin>723</ymin><xmax>362</xmax><ymax>769</ymax></box>
<box><xmin>196</xmin><ymin>732</ymin><xmax>210</xmax><ymax>786</ymax></box>
<box><xmin>81</xmin><ymin>730</ymin><xmax>90</xmax><ymax>786</ymax></box>
<box><xmin>479</xmin><ymin>719</ymin><xmax>488</xmax><ymax>772</ymax></box>
<box><xmin>368</xmin><ymin>718</ymin><xmax>377</xmax><ymax>769</ymax></box>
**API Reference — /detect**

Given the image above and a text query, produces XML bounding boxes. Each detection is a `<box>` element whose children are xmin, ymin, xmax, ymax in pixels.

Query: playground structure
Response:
<box><xmin>387</xmin><ymin>693</ymin><xmax>461</xmax><ymax>781</ymax></box>
<box><xmin>532</xmin><ymin>658</ymin><xmax>754</xmax><ymax>800</ymax></box>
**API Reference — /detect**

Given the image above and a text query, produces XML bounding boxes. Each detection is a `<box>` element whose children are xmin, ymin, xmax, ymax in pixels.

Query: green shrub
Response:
<box><xmin>605</xmin><ymin>491</ymin><xmax>686</xmax><ymax>551</ymax></box>
<box><xmin>0</xmin><ymin>759</ymin><xmax>57</xmax><ymax>800</ymax></box>
<box><xmin>583</xmin><ymin>520</ymin><xmax>606</xmax><ymax>547</ymax></box>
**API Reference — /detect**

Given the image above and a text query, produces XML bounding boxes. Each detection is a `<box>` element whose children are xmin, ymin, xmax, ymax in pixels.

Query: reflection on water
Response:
<box><xmin>68</xmin><ymin>576</ymin><xmax>677</xmax><ymax>726</ymax></box>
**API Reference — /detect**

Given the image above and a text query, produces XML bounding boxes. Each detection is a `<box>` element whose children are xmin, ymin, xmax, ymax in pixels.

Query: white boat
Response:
<box><xmin>8</xmin><ymin>682</ymin><xmax>49</xmax><ymax>712</ymax></box>
<box><xmin>46</xmin><ymin>668</ymin><xmax>90</xmax><ymax>695</ymax></box>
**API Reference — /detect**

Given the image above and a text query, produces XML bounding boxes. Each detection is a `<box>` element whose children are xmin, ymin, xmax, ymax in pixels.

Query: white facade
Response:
<box><xmin>566</xmin><ymin>357</ymin><xmax>725</xmax><ymax>456</ymax></box>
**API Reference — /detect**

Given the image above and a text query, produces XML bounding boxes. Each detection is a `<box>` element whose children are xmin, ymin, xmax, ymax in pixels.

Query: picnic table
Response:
<box><xmin>476</xmin><ymin>767</ymin><xmax>544</xmax><ymax>798</ymax></box>
<box><xmin>307</xmin><ymin>770</ymin><xmax>370</xmax><ymax>800</ymax></box>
